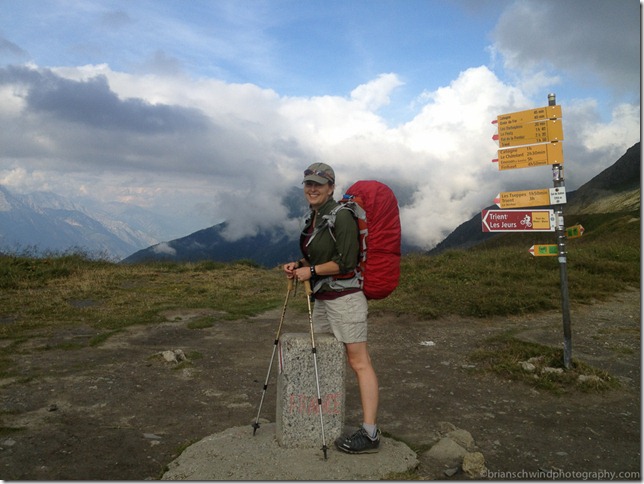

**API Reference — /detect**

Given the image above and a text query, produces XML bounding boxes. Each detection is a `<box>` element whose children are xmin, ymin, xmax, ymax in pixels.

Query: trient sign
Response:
<box><xmin>494</xmin><ymin>187</ymin><xmax>567</xmax><ymax>209</ymax></box>
<box><xmin>529</xmin><ymin>244</ymin><xmax>558</xmax><ymax>257</ymax></box>
<box><xmin>496</xmin><ymin>105</ymin><xmax>562</xmax><ymax>126</ymax></box>
<box><xmin>494</xmin><ymin>142</ymin><xmax>564</xmax><ymax>170</ymax></box>
<box><xmin>481</xmin><ymin>209</ymin><xmax>556</xmax><ymax>232</ymax></box>
<box><xmin>495</xmin><ymin>119</ymin><xmax>564</xmax><ymax>148</ymax></box>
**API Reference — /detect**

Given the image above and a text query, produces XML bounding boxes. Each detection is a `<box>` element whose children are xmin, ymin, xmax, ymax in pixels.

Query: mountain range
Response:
<box><xmin>0</xmin><ymin>185</ymin><xmax>187</xmax><ymax>260</ymax></box>
<box><xmin>1</xmin><ymin>142</ymin><xmax>639</xmax><ymax>263</ymax></box>
<box><xmin>428</xmin><ymin>142</ymin><xmax>640</xmax><ymax>254</ymax></box>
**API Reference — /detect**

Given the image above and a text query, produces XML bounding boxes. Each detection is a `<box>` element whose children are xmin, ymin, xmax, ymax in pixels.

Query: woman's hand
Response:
<box><xmin>283</xmin><ymin>261</ymin><xmax>308</xmax><ymax>280</ymax></box>
<box><xmin>292</xmin><ymin>266</ymin><xmax>312</xmax><ymax>281</ymax></box>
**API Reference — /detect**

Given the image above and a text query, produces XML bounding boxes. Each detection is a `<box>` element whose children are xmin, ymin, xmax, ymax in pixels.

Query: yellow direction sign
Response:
<box><xmin>496</xmin><ymin>119</ymin><xmax>564</xmax><ymax>148</ymax></box>
<box><xmin>529</xmin><ymin>244</ymin><xmax>558</xmax><ymax>257</ymax></box>
<box><xmin>566</xmin><ymin>224</ymin><xmax>585</xmax><ymax>239</ymax></box>
<box><xmin>495</xmin><ymin>141</ymin><xmax>564</xmax><ymax>170</ymax></box>
<box><xmin>496</xmin><ymin>105</ymin><xmax>562</xmax><ymax>126</ymax></box>
<box><xmin>494</xmin><ymin>187</ymin><xmax>566</xmax><ymax>209</ymax></box>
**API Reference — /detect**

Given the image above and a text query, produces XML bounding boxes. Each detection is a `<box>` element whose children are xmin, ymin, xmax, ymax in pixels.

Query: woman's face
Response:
<box><xmin>304</xmin><ymin>181</ymin><xmax>334</xmax><ymax>209</ymax></box>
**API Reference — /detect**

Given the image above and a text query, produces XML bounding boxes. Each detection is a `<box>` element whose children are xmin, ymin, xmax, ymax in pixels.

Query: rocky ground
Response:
<box><xmin>0</xmin><ymin>288</ymin><xmax>640</xmax><ymax>480</ymax></box>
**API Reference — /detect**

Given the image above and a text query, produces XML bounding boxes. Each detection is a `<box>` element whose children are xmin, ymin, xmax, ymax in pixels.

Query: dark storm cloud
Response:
<box><xmin>493</xmin><ymin>0</ymin><xmax>639</xmax><ymax>95</ymax></box>
<box><xmin>0</xmin><ymin>65</ymin><xmax>208</xmax><ymax>134</ymax></box>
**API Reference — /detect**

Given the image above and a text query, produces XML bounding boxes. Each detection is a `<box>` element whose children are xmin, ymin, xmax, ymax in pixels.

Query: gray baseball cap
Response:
<box><xmin>303</xmin><ymin>162</ymin><xmax>335</xmax><ymax>185</ymax></box>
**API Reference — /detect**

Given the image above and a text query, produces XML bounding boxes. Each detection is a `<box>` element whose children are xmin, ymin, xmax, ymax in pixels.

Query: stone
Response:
<box><xmin>161</xmin><ymin>423</ymin><xmax>419</xmax><ymax>480</ymax></box>
<box><xmin>276</xmin><ymin>333</ymin><xmax>346</xmax><ymax>448</ymax></box>
<box><xmin>520</xmin><ymin>361</ymin><xmax>536</xmax><ymax>372</ymax></box>
<box><xmin>578</xmin><ymin>374</ymin><xmax>603</xmax><ymax>384</ymax></box>
<box><xmin>437</xmin><ymin>421</ymin><xmax>457</xmax><ymax>433</ymax></box>
<box><xmin>160</xmin><ymin>349</ymin><xmax>187</xmax><ymax>363</ymax></box>
<box><xmin>462</xmin><ymin>451</ymin><xmax>487</xmax><ymax>478</ymax></box>
<box><xmin>424</xmin><ymin>437</ymin><xmax>467</xmax><ymax>467</ymax></box>
<box><xmin>542</xmin><ymin>366</ymin><xmax>564</xmax><ymax>374</ymax></box>
<box><xmin>443</xmin><ymin>467</ymin><xmax>459</xmax><ymax>477</ymax></box>
<box><xmin>446</xmin><ymin>429</ymin><xmax>475</xmax><ymax>451</ymax></box>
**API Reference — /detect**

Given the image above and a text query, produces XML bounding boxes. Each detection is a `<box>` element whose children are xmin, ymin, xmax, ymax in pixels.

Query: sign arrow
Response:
<box><xmin>494</xmin><ymin>187</ymin><xmax>567</xmax><ymax>209</ymax></box>
<box><xmin>497</xmin><ymin>105</ymin><xmax>562</xmax><ymax>125</ymax></box>
<box><xmin>529</xmin><ymin>244</ymin><xmax>558</xmax><ymax>257</ymax></box>
<box><xmin>566</xmin><ymin>224</ymin><xmax>585</xmax><ymax>239</ymax></box>
<box><xmin>496</xmin><ymin>142</ymin><xmax>564</xmax><ymax>171</ymax></box>
<box><xmin>482</xmin><ymin>209</ymin><xmax>556</xmax><ymax>232</ymax></box>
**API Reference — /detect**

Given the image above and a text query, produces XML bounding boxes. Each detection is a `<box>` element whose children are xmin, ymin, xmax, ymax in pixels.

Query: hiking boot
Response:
<box><xmin>334</xmin><ymin>427</ymin><xmax>381</xmax><ymax>454</ymax></box>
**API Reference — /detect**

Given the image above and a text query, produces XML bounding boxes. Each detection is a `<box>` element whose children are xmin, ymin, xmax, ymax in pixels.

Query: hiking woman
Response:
<box><xmin>283</xmin><ymin>162</ymin><xmax>381</xmax><ymax>454</ymax></box>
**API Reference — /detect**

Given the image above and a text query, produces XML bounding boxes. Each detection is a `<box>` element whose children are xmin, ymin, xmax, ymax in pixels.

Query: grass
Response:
<box><xmin>370</xmin><ymin>210</ymin><xmax>640</xmax><ymax>318</ymax></box>
<box><xmin>469</xmin><ymin>330</ymin><xmax>619</xmax><ymax>394</ymax></box>
<box><xmin>0</xmin><ymin>212</ymin><xmax>638</xmax><ymax>339</ymax></box>
<box><xmin>0</xmin><ymin>257</ymin><xmax>285</xmax><ymax>341</ymax></box>
<box><xmin>0</xmin><ymin>209</ymin><xmax>638</xmax><ymax>385</ymax></box>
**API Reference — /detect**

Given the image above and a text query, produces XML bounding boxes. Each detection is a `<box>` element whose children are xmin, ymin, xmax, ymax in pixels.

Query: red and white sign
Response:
<box><xmin>481</xmin><ymin>209</ymin><xmax>556</xmax><ymax>232</ymax></box>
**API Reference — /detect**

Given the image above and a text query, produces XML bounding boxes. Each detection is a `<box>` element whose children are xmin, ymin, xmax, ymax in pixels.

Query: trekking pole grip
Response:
<box><xmin>287</xmin><ymin>277</ymin><xmax>294</xmax><ymax>291</ymax></box>
<box><xmin>303</xmin><ymin>280</ymin><xmax>313</xmax><ymax>296</ymax></box>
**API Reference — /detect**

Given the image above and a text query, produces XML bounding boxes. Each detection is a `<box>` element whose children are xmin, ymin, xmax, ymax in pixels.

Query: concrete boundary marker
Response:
<box><xmin>276</xmin><ymin>332</ymin><xmax>346</xmax><ymax>448</ymax></box>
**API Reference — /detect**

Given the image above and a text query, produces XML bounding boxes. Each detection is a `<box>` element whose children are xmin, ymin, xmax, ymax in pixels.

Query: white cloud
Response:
<box><xmin>153</xmin><ymin>242</ymin><xmax>176</xmax><ymax>256</ymax></box>
<box><xmin>0</xmin><ymin>0</ymin><xmax>639</xmax><ymax>260</ymax></box>
<box><xmin>350</xmin><ymin>73</ymin><xmax>404</xmax><ymax>111</ymax></box>
<box><xmin>0</xmin><ymin>3</ymin><xmax>639</xmax><ymax>251</ymax></box>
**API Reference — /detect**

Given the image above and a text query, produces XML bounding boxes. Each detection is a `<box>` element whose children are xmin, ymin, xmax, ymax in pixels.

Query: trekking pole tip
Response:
<box><xmin>322</xmin><ymin>445</ymin><xmax>328</xmax><ymax>460</ymax></box>
<box><xmin>251</xmin><ymin>422</ymin><xmax>260</xmax><ymax>435</ymax></box>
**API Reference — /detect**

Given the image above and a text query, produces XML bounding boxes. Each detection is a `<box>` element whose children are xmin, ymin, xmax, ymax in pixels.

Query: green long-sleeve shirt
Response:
<box><xmin>300</xmin><ymin>197</ymin><xmax>360</xmax><ymax>294</ymax></box>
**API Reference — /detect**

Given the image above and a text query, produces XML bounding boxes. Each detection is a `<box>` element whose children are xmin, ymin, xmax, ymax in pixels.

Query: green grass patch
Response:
<box><xmin>370</xmin><ymin>210</ymin><xmax>639</xmax><ymax>318</ymax></box>
<box><xmin>0</xmin><ymin>426</ymin><xmax>26</xmax><ymax>436</ymax></box>
<box><xmin>469</xmin><ymin>331</ymin><xmax>619</xmax><ymax>394</ymax></box>
<box><xmin>0</xmin><ymin>209</ymin><xmax>637</xmax><ymax>379</ymax></box>
<box><xmin>89</xmin><ymin>330</ymin><xmax>121</xmax><ymax>347</ymax></box>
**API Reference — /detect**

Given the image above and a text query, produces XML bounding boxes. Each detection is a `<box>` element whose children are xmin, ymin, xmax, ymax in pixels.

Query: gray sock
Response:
<box><xmin>362</xmin><ymin>423</ymin><xmax>378</xmax><ymax>440</ymax></box>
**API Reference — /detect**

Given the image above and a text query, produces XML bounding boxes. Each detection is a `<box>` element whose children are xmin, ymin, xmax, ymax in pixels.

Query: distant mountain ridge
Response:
<box><xmin>0</xmin><ymin>187</ymin><xmax>159</xmax><ymax>260</ymax></box>
<box><xmin>429</xmin><ymin>142</ymin><xmax>640</xmax><ymax>255</ymax></box>
<box><xmin>121</xmin><ymin>223</ymin><xmax>302</xmax><ymax>267</ymax></box>
<box><xmin>1</xmin><ymin>142</ymin><xmax>638</xmax><ymax>264</ymax></box>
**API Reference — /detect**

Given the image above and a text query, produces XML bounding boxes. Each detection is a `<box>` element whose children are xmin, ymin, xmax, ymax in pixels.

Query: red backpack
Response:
<box><xmin>333</xmin><ymin>180</ymin><xmax>401</xmax><ymax>299</ymax></box>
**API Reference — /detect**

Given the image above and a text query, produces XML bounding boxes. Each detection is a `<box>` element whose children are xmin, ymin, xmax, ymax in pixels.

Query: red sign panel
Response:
<box><xmin>481</xmin><ymin>209</ymin><xmax>556</xmax><ymax>232</ymax></box>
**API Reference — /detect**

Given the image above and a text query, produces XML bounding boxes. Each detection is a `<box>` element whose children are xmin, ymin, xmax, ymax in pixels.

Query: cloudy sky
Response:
<box><xmin>0</xmin><ymin>0</ymin><xmax>640</xmax><ymax>248</ymax></box>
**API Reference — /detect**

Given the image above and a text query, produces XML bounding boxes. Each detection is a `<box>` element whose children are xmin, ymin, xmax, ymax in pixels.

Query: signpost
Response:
<box><xmin>481</xmin><ymin>209</ymin><xmax>556</xmax><ymax>232</ymax></box>
<box><xmin>495</xmin><ymin>119</ymin><xmax>564</xmax><ymax>148</ymax></box>
<box><xmin>486</xmin><ymin>94</ymin><xmax>573</xmax><ymax>369</ymax></box>
<box><xmin>495</xmin><ymin>104</ymin><xmax>562</xmax><ymax>125</ymax></box>
<box><xmin>529</xmin><ymin>244</ymin><xmax>558</xmax><ymax>257</ymax></box>
<box><xmin>493</xmin><ymin>142</ymin><xmax>564</xmax><ymax>171</ymax></box>
<box><xmin>494</xmin><ymin>187</ymin><xmax>566</xmax><ymax>209</ymax></box>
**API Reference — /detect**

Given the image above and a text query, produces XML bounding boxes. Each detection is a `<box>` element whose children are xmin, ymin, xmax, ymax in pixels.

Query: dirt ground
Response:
<box><xmin>0</xmin><ymin>288</ymin><xmax>640</xmax><ymax>480</ymax></box>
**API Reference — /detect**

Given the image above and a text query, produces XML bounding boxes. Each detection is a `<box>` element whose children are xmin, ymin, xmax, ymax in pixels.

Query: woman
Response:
<box><xmin>283</xmin><ymin>162</ymin><xmax>380</xmax><ymax>454</ymax></box>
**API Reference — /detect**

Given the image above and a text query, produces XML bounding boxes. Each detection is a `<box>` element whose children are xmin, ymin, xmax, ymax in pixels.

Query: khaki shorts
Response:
<box><xmin>312</xmin><ymin>292</ymin><xmax>368</xmax><ymax>344</ymax></box>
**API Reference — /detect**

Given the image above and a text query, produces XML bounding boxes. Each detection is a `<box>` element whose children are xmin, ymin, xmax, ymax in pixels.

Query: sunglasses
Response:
<box><xmin>304</xmin><ymin>169</ymin><xmax>334</xmax><ymax>184</ymax></box>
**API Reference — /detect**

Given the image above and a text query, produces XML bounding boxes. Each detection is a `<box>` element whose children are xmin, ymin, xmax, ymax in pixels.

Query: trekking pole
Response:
<box><xmin>252</xmin><ymin>277</ymin><xmax>294</xmax><ymax>435</ymax></box>
<box><xmin>303</xmin><ymin>280</ymin><xmax>329</xmax><ymax>459</ymax></box>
